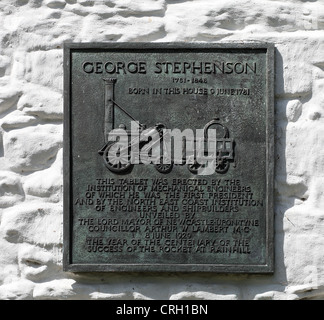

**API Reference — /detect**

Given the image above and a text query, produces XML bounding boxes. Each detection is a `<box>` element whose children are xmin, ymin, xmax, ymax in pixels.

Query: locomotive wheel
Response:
<box><xmin>103</xmin><ymin>142</ymin><xmax>132</xmax><ymax>173</ymax></box>
<box><xmin>215</xmin><ymin>157</ymin><xmax>229</xmax><ymax>173</ymax></box>
<box><xmin>187</xmin><ymin>160</ymin><xmax>201</xmax><ymax>174</ymax></box>
<box><xmin>155</xmin><ymin>157</ymin><xmax>173</xmax><ymax>174</ymax></box>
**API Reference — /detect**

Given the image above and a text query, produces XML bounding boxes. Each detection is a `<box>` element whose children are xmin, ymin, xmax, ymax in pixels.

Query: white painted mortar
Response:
<box><xmin>0</xmin><ymin>0</ymin><xmax>323</xmax><ymax>300</ymax></box>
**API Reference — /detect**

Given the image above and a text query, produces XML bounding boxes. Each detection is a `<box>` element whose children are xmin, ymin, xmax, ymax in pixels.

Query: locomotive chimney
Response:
<box><xmin>103</xmin><ymin>78</ymin><xmax>117</xmax><ymax>143</ymax></box>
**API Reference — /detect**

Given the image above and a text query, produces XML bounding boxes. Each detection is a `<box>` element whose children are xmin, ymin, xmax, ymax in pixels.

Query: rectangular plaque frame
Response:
<box><xmin>63</xmin><ymin>43</ymin><xmax>274</xmax><ymax>273</ymax></box>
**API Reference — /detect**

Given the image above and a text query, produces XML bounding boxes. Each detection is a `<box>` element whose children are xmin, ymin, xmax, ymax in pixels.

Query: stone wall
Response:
<box><xmin>0</xmin><ymin>0</ymin><xmax>323</xmax><ymax>300</ymax></box>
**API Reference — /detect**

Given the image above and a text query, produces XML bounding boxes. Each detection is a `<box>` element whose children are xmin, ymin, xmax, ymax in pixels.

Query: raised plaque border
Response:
<box><xmin>63</xmin><ymin>42</ymin><xmax>275</xmax><ymax>273</ymax></box>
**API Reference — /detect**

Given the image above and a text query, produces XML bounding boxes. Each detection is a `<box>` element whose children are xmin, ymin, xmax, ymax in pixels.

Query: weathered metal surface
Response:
<box><xmin>63</xmin><ymin>43</ymin><xmax>274</xmax><ymax>273</ymax></box>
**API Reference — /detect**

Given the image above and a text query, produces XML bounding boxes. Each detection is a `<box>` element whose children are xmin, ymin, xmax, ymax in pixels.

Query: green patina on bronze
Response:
<box><xmin>63</xmin><ymin>43</ymin><xmax>274</xmax><ymax>273</ymax></box>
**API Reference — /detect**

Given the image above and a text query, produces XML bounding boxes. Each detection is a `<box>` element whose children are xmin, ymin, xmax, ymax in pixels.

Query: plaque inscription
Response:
<box><xmin>63</xmin><ymin>43</ymin><xmax>274</xmax><ymax>272</ymax></box>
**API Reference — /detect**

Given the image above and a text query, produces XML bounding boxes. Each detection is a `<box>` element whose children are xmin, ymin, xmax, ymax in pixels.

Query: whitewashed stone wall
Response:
<box><xmin>0</xmin><ymin>0</ymin><xmax>323</xmax><ymax>300</ymax></box>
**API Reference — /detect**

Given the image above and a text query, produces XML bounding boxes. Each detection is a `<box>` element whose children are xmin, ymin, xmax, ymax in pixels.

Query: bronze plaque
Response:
<box><xmin>63</xmin><ymin>43</ymin><xmax>274</xmax><ymax>273</ymax></box>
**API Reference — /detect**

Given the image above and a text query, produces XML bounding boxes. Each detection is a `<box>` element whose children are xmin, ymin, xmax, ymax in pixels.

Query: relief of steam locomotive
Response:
<box><xmin>98</xmin><ymin>78</ymin><xmax>235</xmax><ymax>174</ymax></box>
